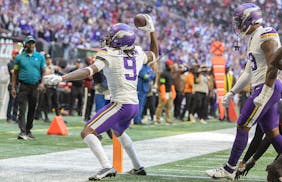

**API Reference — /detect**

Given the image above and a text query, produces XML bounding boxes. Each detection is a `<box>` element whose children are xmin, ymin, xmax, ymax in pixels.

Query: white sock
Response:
<box><xmin>83</xmin><ymin>134</ymin><xmax>111</xmax><ymax>168</ymax></box>
<box><xmin>118</xmin><ymin>132</ymin><xmax>141</xmax><ymax>169</ymax></box>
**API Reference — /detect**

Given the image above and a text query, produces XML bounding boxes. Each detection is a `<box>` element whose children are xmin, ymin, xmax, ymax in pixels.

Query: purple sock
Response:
<box><xmin>224</xmin><ymin>128</ymin><xmax>249</xmax><ymax>173</ymax></box>
<box><xmin>270</xmin><ymin>135</ymin><xmax>282</xmax><ymax>153</ymax></box>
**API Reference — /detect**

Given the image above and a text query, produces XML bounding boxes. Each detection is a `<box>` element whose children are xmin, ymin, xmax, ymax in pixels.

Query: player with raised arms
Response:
<box><xmin>44</xmin><ymin>14</ymin><xmax>158</xmax><ymax>181</ymax></box>
<box><xmin>206</xmin><ymin>3</ymin><xmax>282</xmax><ymax>180</ymax></box>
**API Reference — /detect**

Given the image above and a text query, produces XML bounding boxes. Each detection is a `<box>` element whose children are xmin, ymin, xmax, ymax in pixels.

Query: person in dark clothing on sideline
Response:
<box><xmin>69</xmin><ymin>59</ymin><xmax>84</xmax><ymax>116</ymax></box>
<box><xmin>6</xmin><ymin>49</ymin><xmax>19</xmax><ymax>123</ymax></box>
<box><xmin>83</xmin><ymin>57</ymin><xmax>95</xmax><ymax>121</ymax></box>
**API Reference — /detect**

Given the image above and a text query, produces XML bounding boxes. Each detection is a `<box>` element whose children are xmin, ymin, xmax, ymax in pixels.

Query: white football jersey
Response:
<box><xmin>94</xmin><ymin>46</ymin><xmax>148</xmax><ymax>104</ymax></box>
<box><xmin>247</xmin><ymin>26</ymin><xmax>281</xmax><ymax>87</ymax></box>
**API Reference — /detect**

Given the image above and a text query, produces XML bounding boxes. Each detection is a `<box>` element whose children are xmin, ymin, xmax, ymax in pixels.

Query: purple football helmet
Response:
<box><xmin>233</xmin><ymin>3</ymin><xmax>262</xmax><ymax>36</ymax></box>
<box><xmin>104</xmin><ymin>23</ymin><xmax>136</xmax><ymax>50</ymax></box>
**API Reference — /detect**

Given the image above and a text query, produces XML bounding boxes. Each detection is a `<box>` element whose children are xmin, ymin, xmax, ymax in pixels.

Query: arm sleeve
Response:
<box><xmin>40</xmin><ymin>56</ymin><xmax>46</xmax><ymax>69</ymax></box>
<box><xmin>159</xmin><ymin>84</ymin><xmax>167</xmax><ymax>101</ymax></box>
<box><xmin>260</xmin><ymin>27</ymin><xmax>279</xmax><ymax>43</ymax></box>
<box><xmin>94</xmin><ymin>59</ymin><xmax>106</xmax><ymax>72</ymax></box>
<box><xmin>231</xmin><ymin>61</ymin><xmax>252</xmax><ymax>94</ymax></box>
<box><xmin>14</xmin><ymin>56</ymin><xmax>19</xmax><ymax>70</ymax></box>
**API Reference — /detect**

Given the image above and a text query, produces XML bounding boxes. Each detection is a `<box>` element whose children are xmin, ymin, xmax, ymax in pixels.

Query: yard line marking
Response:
<box><xmin>148</xmin><ymin>173</ymin><xmax>265</xmax><ymax>181</ymax></box>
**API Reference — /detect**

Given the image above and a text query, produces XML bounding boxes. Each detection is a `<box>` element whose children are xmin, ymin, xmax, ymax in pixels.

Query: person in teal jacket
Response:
<box><xmin>12</xmin><ymin>35</ymin><xmax>46</xmax><ymax>140</ymax></box>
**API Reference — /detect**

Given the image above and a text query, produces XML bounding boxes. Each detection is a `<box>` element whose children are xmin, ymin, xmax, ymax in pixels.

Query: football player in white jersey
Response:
<box><xmin>206</xmin><ymin>3</ymin><xmax>282</xmax><ymax>180</ymax></box>
<box><xmin>44</xmin><ymin>15</ymin><xmax>158</xmax><ymax>180</ymax></box>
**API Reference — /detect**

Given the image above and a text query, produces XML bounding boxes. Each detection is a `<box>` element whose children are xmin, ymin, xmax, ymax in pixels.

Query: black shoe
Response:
<box><xmin>89</xmin><ymin>167</ymin><xmax>117</xmax><ymax>180</ymax></box>
<box><xmin>44</xmin><ymin>118</ymin><xmax>51</xmax><ymax>123</ymax></box>
<box><xmin>27</xmin><ymin>132</ymin><xmax>35</xmax><ymax>139</ymax></box>
<box><xmin>6</xmin><ymin>119</ymin><xmax>16</xmax><ymax>124</ymax></box>
<box><xmin>17</xmin><ymin>132</ymin><xmax>28</xmax><ymax>140</ymax></box>
<box><xmin>128</xmin><ymin>167</ymin><xmax>146</xmax><ymax>175</ymax></box>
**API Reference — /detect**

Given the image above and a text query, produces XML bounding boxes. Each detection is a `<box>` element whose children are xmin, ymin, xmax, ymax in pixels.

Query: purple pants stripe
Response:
<box><xmin>86</xmin><ymin>102</ymin><xmax>117</xmax><ymax>127</ymax></box>
<box><xmin>238</xmin><ymin>80</ymin><xmax>282</xmax><ymax>132</ymax></box>
<box><xmin>85</xmin><ymin>102</ymin><xmax>139</xmax><ymax>135</ymax></box>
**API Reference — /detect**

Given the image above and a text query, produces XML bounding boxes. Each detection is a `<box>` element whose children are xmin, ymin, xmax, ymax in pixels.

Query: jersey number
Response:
<box><xmin>123</xmin><ymin>57</ymin><xmax>137</xmax><ymax>81</ymax></box>
<box><xmin>249</xmin><ymin>53</ymin><xmax>257</xmax><ymax>71</ymax></box>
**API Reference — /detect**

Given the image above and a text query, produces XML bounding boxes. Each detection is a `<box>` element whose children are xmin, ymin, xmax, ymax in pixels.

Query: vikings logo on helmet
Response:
<box><xmin>233</xmin><ymin>3</ymin><xmax>262</xmax><ymax>37</ymax></box>
<box><xmin>102</xmin><ymin>23</ymin><xmax>136</xmax><ymax>50</ymax></box>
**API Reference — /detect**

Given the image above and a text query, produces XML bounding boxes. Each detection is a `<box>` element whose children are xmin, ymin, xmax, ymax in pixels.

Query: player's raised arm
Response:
<box><xmin>270</xmin><ymin>47</ymin><xmax>282</xmax><ymax>70</ymax></box>
<box><xmin>135</xmin><ymin>14</ymin><xmax>158</xmax><ymax>64</ymax></box>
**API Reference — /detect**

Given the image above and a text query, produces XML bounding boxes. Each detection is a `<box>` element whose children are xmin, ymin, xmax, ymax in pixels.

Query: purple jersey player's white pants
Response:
<box><xmin>238</xmin><ymin>80</ymin><xmax>282</xmax><ymax>132</ymax></box>
<box><xmin>85</xmin><ymin>102</ymin><xmax>139</xmax><ymax>134</ymax></box>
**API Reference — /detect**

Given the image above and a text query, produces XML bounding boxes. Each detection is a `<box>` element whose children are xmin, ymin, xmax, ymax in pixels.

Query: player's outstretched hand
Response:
<box><xmin>138</xmin><ymin>14</ymin><xmax>155</xmax><ymax>32</ymax></box>
<box><xmin>44</xmin><ymin>74</ymin><xmax>62</xmax><ymax>86</ymax></box>
<box><xmin>222</xmin><ymin>92</ymin><xmax>234</xmax><ymax>108</ymax></box>
<box><xmin>254</xmin><ymin>84</ymin><xmax>273</xmax><ymax>107</ymax></box>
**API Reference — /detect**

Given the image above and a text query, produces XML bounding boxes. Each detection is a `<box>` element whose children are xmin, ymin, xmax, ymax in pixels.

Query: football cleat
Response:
<box><xmin>128</xmin><ymin>167</ymin><xmax>146</xmax><ymax>175</ymax></box>
<box><xmin>206</xmin><ymin>167</ymin><xmax>235</xmax><ymax>180</ymax></box>
<box><xmin>88</xmin><ymin>167</ymin><xmax>117</xmax><ymax>181</ymax></box>
<box><xmin>235</xmin><ymin>160</ymin><xmax>255</xmax><ymax>179</ymax></box>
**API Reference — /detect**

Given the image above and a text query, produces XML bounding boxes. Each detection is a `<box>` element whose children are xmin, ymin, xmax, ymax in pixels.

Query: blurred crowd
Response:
<box><xmin>1</xmin><ymin>0</ymin><xmax>282</xmax><ymax>78</ymax></box>
<box><xmin>2</xmin><ymin>0</ymin><xmax>282</xmax><ymax>124</ymax></box>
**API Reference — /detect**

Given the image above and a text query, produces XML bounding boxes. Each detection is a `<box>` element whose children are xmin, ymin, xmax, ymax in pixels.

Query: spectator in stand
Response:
<box><xmin>6</xmin><ymin>49</ymin><xmax>19</xmax><ymax>123</ymax></box>
<box><xmin>11</xmin><ymin>35</ymin><xmax>46</xmax><ymax>140</ymax></box>
<box><xmin>1</xmin><ymin>1</ymin><xmax>281</xmax><ymax>78</ymax></box>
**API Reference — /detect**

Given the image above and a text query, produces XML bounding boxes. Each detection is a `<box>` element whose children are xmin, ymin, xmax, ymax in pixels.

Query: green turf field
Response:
<box><xmin>0</xmin><ymin>115</ymin><xmax>235</xmax><ymax>159</ymax></box>
<box><xmin>0</xmin><ymin>115</ymin><xmax>276</xmax><ymax>181</ymax></box>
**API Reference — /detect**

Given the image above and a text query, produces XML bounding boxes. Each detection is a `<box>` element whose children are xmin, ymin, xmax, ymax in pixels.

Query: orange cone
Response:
<box><xmin>47</xmin><ymin>116</ymin><xmax>69</xmax><ymax>135</ymax></box>
<box><xmin>218</xmin><ymin>98</ymin><xmax>225</xmax><ymax>120</ymax></box>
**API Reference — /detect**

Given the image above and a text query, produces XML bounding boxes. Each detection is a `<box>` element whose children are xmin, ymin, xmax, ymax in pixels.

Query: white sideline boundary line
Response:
<box><xmin>0</xmin><ymin>127</ymin><xmax>262</xmax><ymax>182</ymax></box>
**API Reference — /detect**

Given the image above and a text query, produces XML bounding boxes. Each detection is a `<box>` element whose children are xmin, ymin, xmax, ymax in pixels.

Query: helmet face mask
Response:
<box><xmin>233</xmin><ymin>3</ymin><xmax>262</xmax><ymax>37</ymax></box>
<box><xmin>102</xmin><ymin>23</ymin><xmax>136</xmax><ymax>50</ymax></box>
